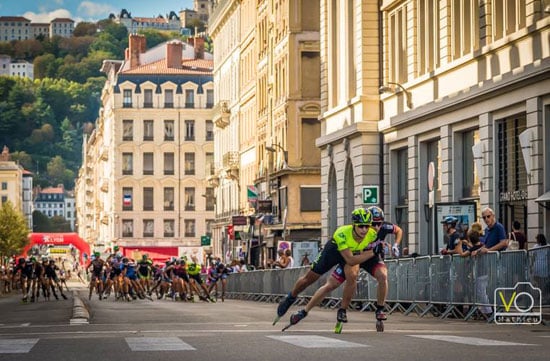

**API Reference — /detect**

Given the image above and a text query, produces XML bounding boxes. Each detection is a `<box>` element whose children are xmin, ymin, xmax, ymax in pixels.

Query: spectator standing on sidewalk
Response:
<box><xmin>509</xmin><ymin>221</ymin><xmax>527</xmax><ymax>250</ymax></box>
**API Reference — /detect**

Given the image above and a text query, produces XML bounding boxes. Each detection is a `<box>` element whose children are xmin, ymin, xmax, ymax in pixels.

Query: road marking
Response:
<box><xmin>408</xmin><ymin>335</ymin><xmax>537</xmax><ymax>346</ymax></box>
<box><xmin>267</xmin><ymin>335</ymin><xmax>368</xmax><ymax>348</ymax></box>
<box><xmin>20</xmin><ymin>323</ymin><xmax>30</xmax><ymax>327</ymax></box>
<box><xmin>125</xmin><ymin>337</ymin><xmax>196</xmax><ymax>351</ymax></box>
<box><xmin>0</xmin><ymin>339</ymin><xmax>39</xmax><ymax>353</ymax></box>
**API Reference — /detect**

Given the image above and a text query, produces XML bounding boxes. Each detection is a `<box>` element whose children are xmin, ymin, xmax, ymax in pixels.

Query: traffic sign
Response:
<box><xmin>200</xmin><ymin>235</ymin><xmax>211</xmax><ymax>246</ymax></box>
<box><xmin>362</xmin><ymin>185</ymin><xmax>379</xmax><ymax>205</ymax></box>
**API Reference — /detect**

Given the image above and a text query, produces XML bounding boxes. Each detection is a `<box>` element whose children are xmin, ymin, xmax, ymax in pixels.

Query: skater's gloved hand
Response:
<box><xmin>392</xmin><ymin>243</ymin><xmax>400</xmax><ymax>257</ymax></box>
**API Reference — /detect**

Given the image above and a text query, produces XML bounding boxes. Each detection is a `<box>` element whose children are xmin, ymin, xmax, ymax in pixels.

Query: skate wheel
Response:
<box><xmin>376</xmin><ymin>320</ymin><xmax>384</xmax><ymax>332</ymax></box>
<box><xmin>334</xmin><ymin>322</ymin><xmax>343</xmax><ymax>334</ymax></box>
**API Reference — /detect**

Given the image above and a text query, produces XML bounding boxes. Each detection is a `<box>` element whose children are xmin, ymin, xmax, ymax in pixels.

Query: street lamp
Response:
<box><xmin>266</xmin><ymin>143</ymin><xmax>288</xmax><ymax>168</ymax></box>
<box><xmin>379</xmin><ymin>81</ymin><xmax>413</xmax><ymax>109</ymax></box>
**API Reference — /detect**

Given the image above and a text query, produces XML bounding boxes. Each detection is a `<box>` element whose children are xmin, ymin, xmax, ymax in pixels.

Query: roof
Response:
<box><xmin>122</xmin><ymin>58</ymin><xmax>213</xmax><ymax>75</ymax></box>
<box><xmin>51</xmin><ymin>18</ymin><xmax>74</xmax><ymax>23</ymax></box>
<box><xmin>0</xmin><ymin>16</ymin><xmax>30</xmax><ymax>22</ymax></box>
<box><xmin>39</xmin><ymin>186</ymin><xmax>64</xmax><ymax>194</ymax></box>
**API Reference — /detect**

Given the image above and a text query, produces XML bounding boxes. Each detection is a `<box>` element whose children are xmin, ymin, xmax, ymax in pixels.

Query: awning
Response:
<box><xmin>535</xmin><ymin>191</ymin><xmax>550</xmax><ymax>209</ymax></box>
<box><xmin>121</xmin><ymin>246</ymin><xmax>178</xmax><ymax>263</ymax></box>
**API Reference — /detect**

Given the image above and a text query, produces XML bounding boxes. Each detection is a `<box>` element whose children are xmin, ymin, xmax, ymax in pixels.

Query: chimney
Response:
<box><xmin>166</xmin><ymin>40</ymin><xmax>183</xmax><ymax>69</ymax></box>
<box><xmin>128</xmin><ymin>34</ymin><xmax>146</xmax><ymax>69</ymax></box>
<box><xmin>193</xmin><ymin>36</ymin><xmax>205</xmax><ymax>60</ymax></box>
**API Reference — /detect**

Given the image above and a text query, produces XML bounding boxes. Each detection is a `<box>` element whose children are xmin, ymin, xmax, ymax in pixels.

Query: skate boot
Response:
<box><xmin>282</xmin><ymin>309</ymin><xmax>308</xmax><ymax>331</ymax></box>
<box><xmin>375</xmin><ymin>307</ymin><xmax>386</xmax><ymax>332</ymax></box>
<box><xmin>274</xmin><ymin>292</ymin><xmax>297</xmax><ymax>325</ymax></box>
<box><xmin>334</xmin><ymin>308</ymin><xmax>347</xmax><ymax>334</ymax></box>
<box><xmin>61</xmin><ymin>293</ymin><xmax>68</xmax><ymax>300</ymax></box>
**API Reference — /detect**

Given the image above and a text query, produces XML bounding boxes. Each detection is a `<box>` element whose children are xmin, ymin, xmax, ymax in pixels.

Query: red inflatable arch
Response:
<box><xmin>23</xmin><ymin>233</ymin><xmax>91</xmax><ymax>264</ymax></box>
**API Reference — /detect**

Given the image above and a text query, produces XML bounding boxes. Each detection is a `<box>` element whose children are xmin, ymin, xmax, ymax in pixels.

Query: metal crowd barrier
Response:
<box><xmin>224</xmin><ymin>246</ymin><xmax>550</xmax><ymax>322</ymax></box>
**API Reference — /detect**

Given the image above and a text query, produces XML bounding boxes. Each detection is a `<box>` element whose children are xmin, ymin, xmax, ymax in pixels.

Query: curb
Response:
<box><xmin>70</xmin><ymin>290</ymin><xmax>89</xmax><ymax>325</ymax></box>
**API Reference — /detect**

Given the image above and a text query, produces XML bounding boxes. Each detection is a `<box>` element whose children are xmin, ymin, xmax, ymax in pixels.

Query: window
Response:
<box><xmin>185</xmin><ymin>187</ymin><xmax>195</xmax><ymax>211</ymax></box>
<box><xmin>418</xmin><ymin>0</ymin><xmax>439</xmax><ymax>74</ymax></box>
<box><xmin>144</xmin><ymin>89</ymin><xmax>153</xmax><ymax>108</ymax></box>
<box><xmin>143</xmin><ymin>152</ymin><xmax>154</xmax><ymax>175</ymax></box>
<box><xmin>164</xmin><ymin>187</ymin><xmax>174</xmax><ymax>210</ymax></box>
<box><xmin>143</xmin><ymin>120</ymin><xmax>154</xmax><ymax>141</ymax></box>
<box><xmin>300</xmin><ymin>186</ymin><xmax>321</xmax><ymax>211</ymax></box>
<box><xmin>184</xmin><ymin>153</ymin><xmax>195</xmax><ymax>175</ymax></box>
<box><xmin>206</xmin><ymin>120</ymin><xmax>214</xmax><ymax>141</ymax></box>
<box><xmin>122</xmin><ymin>187</ymin><xmax>133</xmax><ymax>210</ymax></box>
<box><xmin>143</xmin><ymin>187</ymin><xmax>154</xmax><ymax>211</ymax></box>
<box><xmin>184</xmin><ymin>219</ymin><xmax>195</xmax><ymax>237</ymax></box>
<box><xmin>123</xmin><ymin>89</ymin><xmax>132</xmax><ymax>107</ymax></box>
<box><xmin>164</xmin><ymin>120</ymin><xmax>174</xmax><ymax>141</ymax></box>
<box><xmin>185</xmin><ymin>120</ymin><xmax>195</xmax><ymax>141</ymax></box>
<box><xmin>206</xmin><ymin>89</ymin><xmax>214</xmax><ymax>108</ymax></box>
<box><xmin>122</xmin><ymin>219</ymin><xmax>133</xmax><ymax>237</ymax></box>
<box><xmin>1</xmin><ymin>195</ymin><xmax>7</xmax><ymax>205</ymax></box>
<box><xmin>122</xmin><ymin>120</ymin><xmax>133</xmax><ymax>141</ymax></box>
<box><xmin>388</xmin><ymin>5</ymin><xmax>408</xmax><ymax>83</ymax></box>
<box><xmin>185</xmin><ymin>89</ymin><xmax>194</xmax><ymax>108</ymax></box>
<box><xmin>451</xmin><ymin>0</ymin><xmax>479</xmax><ymax>60</ymax></box>
<box><xmin>205</xmin><ymin>187</ymin><xmax>215</xmax><ymax>211</ymax></box>
<box><xmin>164</xmin><ymin>152</ymin><xmax>175</xmax><ymax>175</ymax></box>
<box><xmin>206</xmin><ymin>152</ymin><xmax>214</xmax><ymax>175</ymax></box>
<box><xmin>143</xmin><ymin>219</ymin><xmax>154</xmax><ymax>237</ymax></box>
<box><xmin>1</xmin><ymin>182</ymin><xmax>7</xmax><ymax>190</ymax></box>
<box><xmin>462</xmin><ymin>129</ymin><xmax>480</xmax><ymax>198</ymax></box>
<box><xmin>164</xmin><ymin>219</ymin><xmax>175</xmax><ymax>237</ymax></box>
<box><xmin>122</xmin><ymin>153</ymin><xmax>133</xmax><ymax>175</ymax></box>
<box><xmin>164</xmin><ymin>89</ymin><xmax>173</xmax><ymax>108</ymax></box>
<box><xmin>493</xmin><ymin>0</ymin><xmax>526</xmax><ymax>41</ymax></box>
<box><xmin>205</xmin><ymin>219</ymin><xmax>214</xmax><ymax>236</ymax></box>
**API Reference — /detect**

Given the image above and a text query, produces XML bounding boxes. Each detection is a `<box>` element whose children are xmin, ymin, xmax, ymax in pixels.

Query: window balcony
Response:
<box><xmin>213</xmin><ymin>100</ymin><xmax>230</xmax><ymax>128</ymax></box>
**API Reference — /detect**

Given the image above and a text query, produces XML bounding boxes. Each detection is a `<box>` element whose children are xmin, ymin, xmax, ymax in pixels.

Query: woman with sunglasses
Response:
<box><xmin>274</xmin><ymin>208</ymin><xmax>381</xmax><ymax>326</ymax></box>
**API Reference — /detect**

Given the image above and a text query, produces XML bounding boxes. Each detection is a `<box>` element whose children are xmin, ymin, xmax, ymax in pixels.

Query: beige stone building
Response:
<box><xmin>0</xmin><ymin>146</ymin><xmax>33</xmax><ymax>229</ymax></box>
<box><xmin>317</xmin><ymin>0</ymin><xmax>550</xmax><ymax>254</ymax></box>
<box><xmin>209</xmin><ymin>0</ymin><xmax>322</xmax><ymax>266</ymax></box>
<box><xmin>76</xmin><ymin>35</ymin><xmax>215</xmax><ymax>259</ymax></box>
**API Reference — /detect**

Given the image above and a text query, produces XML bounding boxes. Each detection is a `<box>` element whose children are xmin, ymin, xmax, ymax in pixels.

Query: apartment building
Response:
<box><xmin>0</xmin><ymin>146</ymin><xmax>33</xmax><ymax>229</ymax></box>
<box><xmin>76</xmin><ymin>34</ymin><xmax>215</xmax><ymax>259</ymax></box>
<box><xmin>209</xmin><ymin>0</ymin><xmax>322</xmax><ymax>266</ymax></box>
<box><xmin>50</xmin><ymin>18</ymin><xmax>74</xmax><ymax>38</ymax></box>
<box><xmin>115</xmin><ymin>9</ymin><xmax>181</xmax><ymax>34</ymax></box>
<box><xmin>317</xmin><ymin>0</ymin><xmax>550</xmax><ymax>255</ymax></box>
<box><xmin>34</xmin><ymin>185</ymin><xmax>75</xmax><ymax>231</ymax></box>
<box><xmin>9</xmin><ymin>60</ymin><xmax>34</xmax><ymax>80</ymax></box>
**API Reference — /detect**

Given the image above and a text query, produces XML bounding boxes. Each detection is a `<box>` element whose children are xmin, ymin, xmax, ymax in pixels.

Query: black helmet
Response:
<box><xmin>441</xmin><ymin>216</ymin><xmax>458</xmax><ymax>226</ymax></box>
<box><xmin>367</xmin><ymin>206</ymin><xmax>385</xmax><ymax>222</ymax></box>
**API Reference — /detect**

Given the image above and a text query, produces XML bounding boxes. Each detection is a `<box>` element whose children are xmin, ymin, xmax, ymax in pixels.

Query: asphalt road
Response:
<box><xmin>0</xmin><ymin>283</ymin><xmax>549</xmax><ymax>361</ymax></box>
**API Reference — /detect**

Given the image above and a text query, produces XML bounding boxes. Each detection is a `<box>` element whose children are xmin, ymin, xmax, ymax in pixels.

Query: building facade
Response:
<box><xmin>0</xmin><ymin>146</ymin><xmax>32</xmax><ymax>229</ymax></box>
<box><xmin>378</xmin><ymin>0</ymin><xmax>550</xmax><ymax>254</ymax></box>
<box><xmin>34</xmin><ymin>185</ymin><xmax>75</xmax><ymax>231</ymax></box>
<box><xmin>317</xmin><ymin>0</ymin><xmax>550</xmax><ymax>254</ymax></box>
<box><xmin>9</xmin><ymin>61</ymin><xmax>34</xmax><ymax>79</ymax></box>
<box><xmin>50</xmin><ymin>18</ymin><xmax>74</xmax><ymax>38</ymax></box>
<box><xmin>76</xmin><ymin>34</ymin><xmax>215</xmax><ymax>258</ymax></box>
<box><xmin>0</xmin><ymin>16</ymin><xmax>31</xmax><ymax>41</ymax></box>
<box><xmin>114</xmin><ymin>9</ymin><xmax>181</xmax><ymax>34</ymax></box>
<box><xmin>209</xmin><ymin>0</ymin><xmax>322</xmax><ymax>266</ymax></box>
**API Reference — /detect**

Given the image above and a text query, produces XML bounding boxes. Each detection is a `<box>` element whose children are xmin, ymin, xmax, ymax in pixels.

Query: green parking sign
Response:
<box><xmin>362</xmin><ymin>186</ymin><xmax>379</xmax><ymax>205</ymax></box>
<box><xmin>201</xmin><ymin>235</ymin><xmax>211</xmax><ymax>246</ymax></box>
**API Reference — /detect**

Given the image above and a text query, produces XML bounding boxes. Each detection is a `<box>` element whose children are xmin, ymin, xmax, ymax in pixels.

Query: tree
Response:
<box><xmin>73</xmin><ymin>22</ymin><xmax>98</xmax><ymax>37</ymax></box>
<box><xmin>0</xmin><ymin>201</ymin><xmax>30</xmax><ymax>261</ymax></box>
<box><xmin>32</xmin><ymin>210</ymin><xmax>52</xmax><ymax>232</ymax></box>
<box><xmin>46</xmin><ymin>156</ymin><xmax>67</xmax><ymax>186</ymax></box>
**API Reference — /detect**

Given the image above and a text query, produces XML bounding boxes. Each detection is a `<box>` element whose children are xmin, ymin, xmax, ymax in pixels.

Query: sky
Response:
<box><xmin>0</xmin><ymin>0</ymin><xmax>195</xmax><ymax>23</ymax></box>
